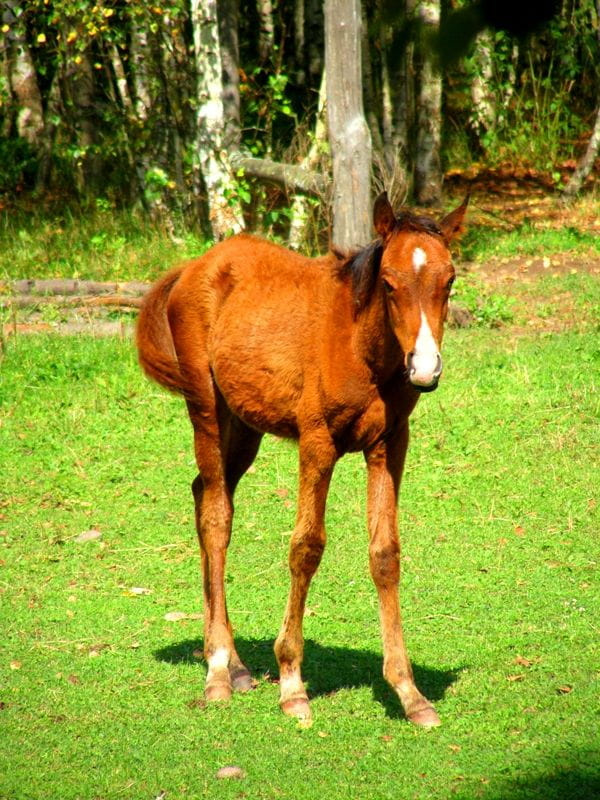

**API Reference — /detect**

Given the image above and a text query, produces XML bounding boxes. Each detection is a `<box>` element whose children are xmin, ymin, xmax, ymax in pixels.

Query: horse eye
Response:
<box><xmin>383</xmin><ymin>280</ymin><xmax>394</xmax><ymax>295</ymax></box>
<box><xmin>446</xmin><ymin>277</ymin><xmax>455</xmax><ymax>291</ymax></box>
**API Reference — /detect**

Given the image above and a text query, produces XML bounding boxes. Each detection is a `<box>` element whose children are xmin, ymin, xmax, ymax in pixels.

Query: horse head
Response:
<box><xmin>374</xmin><ymin>192</ymin><xmax>468</xmax><ymax>392</ymax></box>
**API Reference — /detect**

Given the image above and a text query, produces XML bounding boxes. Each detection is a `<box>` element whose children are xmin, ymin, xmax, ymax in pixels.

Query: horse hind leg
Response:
<box><xmin>191</xmin><ymin>409</ymin><xmax>262</xmax><ymax>700</ymax></box>
<box><xmin>224</xmin><ymin>417</ymin><xmax>263</xmax><ymax>693</ymax></box>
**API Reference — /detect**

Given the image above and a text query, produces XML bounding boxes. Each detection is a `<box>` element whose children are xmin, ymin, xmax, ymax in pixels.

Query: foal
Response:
<box><xmin>137</xmin><ymin>192</ymin><xmax>468</xmax><ymax>727</ymax></box>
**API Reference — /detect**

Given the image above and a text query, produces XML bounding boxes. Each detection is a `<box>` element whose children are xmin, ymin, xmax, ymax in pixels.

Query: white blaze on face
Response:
<box><xmin>410</xmin><ymin>311</ymin><xmax>441</xmax><ymax>386</ymax></box>
<box><xmin>412</xmin><ymin>247</ymin><xmax>427</xmax><ymax>273</ymax></box>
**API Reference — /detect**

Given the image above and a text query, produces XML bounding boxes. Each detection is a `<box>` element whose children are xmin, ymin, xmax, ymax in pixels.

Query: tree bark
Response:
<box><xmin>414</xmin><ymin>0</ymin><xmax>442</xmax><ymax>205</ymax></box>
<box><xmin>218</xmin><ymin>0</ymin><xmax>241</xmax><ymax>151</ymax></box>
<box><xmin>325</xmin><ymin>0</ymin><xmax>372</xmax><ymax>249</ymax></box>
<box><xmin>7</xmin><ymin>36</ymin><xmax>44</xmax><ymax>146</ymax></box>
<box><xmin>229</xmin><ymin>153</ymin><xmax>324</xmax><ymax>195</ymax></box>
<box><xmin>470</xmin><ymin>30</ymin><xmax>495</xmax><ymax>141</ymax></box>
<box><xmin>562</xmin><ymin>0</ymin><xmax>600</xmax><ymax>197</ymax></box>
<box><xmin>191</xmin><ymin>0</ymin><xmax>244</xmax><ymax>238</ymax></box>
<box><xmin>289</xmin><ymin>70</ymin><xmax>328</xmax><ymax>249</ymax></box>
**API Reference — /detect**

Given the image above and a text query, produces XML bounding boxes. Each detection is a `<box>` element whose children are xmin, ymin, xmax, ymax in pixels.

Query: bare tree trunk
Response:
<box><xmin>470</xmin><ymin>30</ymin><xmax>495</xmax><ymax>142</ymax></box>
<box><xmin>130</xmin><ymin>24</ymin><xmax>151</xmax><ymax>122</ymax></box>
<box><xmin>414</xmin><ymin>0</ymin><xmax>442</xmax><ymax>205</ymax></box>
<box><xmin>69</xmin><ymin>49</ymin><xmax>102</xmax><ymax>195</ymax></box>
<box><xmin>258</xmin><ymin>0</ymin><xmax>275</xmax><ymax>63</ymax></box>
<box><xmin>562</xmin><ymin>0</ymin><xmax>600</xmax><ymax>197</ymax></box>
<box><xmin>289</xmin><ymin>70</ymin><xmax>328</xmax><ymax>249</ymax></box>
<box><xmin>191</xmin><ymin>0</ymin><xmax>244</xmax><ymax>238</ymax></box>
<box><xmin>307</xmin><ymin>0</ymin><xmax>324</xmax><ymax>86</ymax></box>
<box><xmin>7</xmin><ymin>36</ymin><xmax>44</xmax><ymax>146</ymax></box>
<box><xmin>218</xmin><ymin>0</ymin><xmax>241</xmax><ymax>151</ymax></box>
<box><xmin>325</xmin><ymin>0</ymin><xmax>372</xmax><ymax>249</ymax></box>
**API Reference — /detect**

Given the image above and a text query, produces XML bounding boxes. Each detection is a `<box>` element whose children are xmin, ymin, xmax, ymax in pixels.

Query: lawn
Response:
<box><xmin>1</xmin><ymin>317</ymin><xmax>598</xmax><ymax>798</ymax></box>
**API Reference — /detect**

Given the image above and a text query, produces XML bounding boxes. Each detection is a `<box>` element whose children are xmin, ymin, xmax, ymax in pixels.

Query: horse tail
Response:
<box><xmin>136</xmin><ymin>266</ymin><xmax>187</xmax><ymax>396</ymax></box>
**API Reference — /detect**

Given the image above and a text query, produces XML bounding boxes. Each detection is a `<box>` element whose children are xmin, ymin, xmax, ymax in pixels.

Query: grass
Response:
<box><xmin>461</xmin><ymin>223</ymin><xmax>600</xmax><ymax>264</ymax></box>
<box><xmin>1</xmin><ymin>324</ymin><xmax>598</xmax><ymax>800</ymax></box>
<box><xmin>0</xmin><ymin>205</ymin><xmax>209</xmax><ymax>283</ymax></box>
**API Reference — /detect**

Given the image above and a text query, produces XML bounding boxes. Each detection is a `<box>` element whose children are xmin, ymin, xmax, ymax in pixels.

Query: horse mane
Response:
<box><xmin>334</xmin><ymin>211</ymin><xmax>444</xmax><ymax>314</ymax></box>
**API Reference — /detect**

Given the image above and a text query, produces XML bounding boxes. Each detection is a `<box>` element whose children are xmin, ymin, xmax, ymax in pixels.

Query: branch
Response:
<box><xmin>229</xmin><ymin>153</ymin><xmax>326</xmax><ymax>196</ymax></box>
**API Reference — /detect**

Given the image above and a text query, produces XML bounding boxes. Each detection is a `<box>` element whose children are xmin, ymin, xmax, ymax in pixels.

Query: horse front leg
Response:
<box><xmin>274</xmin><ymin>433</ymin><xmax>336</xmax><ymax>721</ymax></box>
<box><xmin>365</xmin><ymin>424</ymin><xmax>441</xmax><ymax>727</ymax></box>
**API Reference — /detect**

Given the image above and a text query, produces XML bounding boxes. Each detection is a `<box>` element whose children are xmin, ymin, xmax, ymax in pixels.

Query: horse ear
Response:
<box><xmin>373</xmin><ymin>192</ymin><xmax>396</xmax><ymax>239</ymax></box>
<box><xmin>439</xmin><ymin>193</ymin><xmax>470</xmax><ymax>244</ymax></box>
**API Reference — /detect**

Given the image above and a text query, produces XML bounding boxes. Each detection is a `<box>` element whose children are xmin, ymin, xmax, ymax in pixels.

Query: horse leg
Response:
<box><xmin>187</xmin><ymin>393</ymin><xmax>238</xmax><ymax>702</ymax></box>
<box><xmin>274</xmin><ymin>432</ymin><xmax>336</xmax><ymax>721</ymax></box>
<box><xmin>191</xmin><ymin>408</ymin><xmax>263</xmax><ymax>698</ymax></box>
<box><xmin>364</xmin><ymin>424</ymin><xmax>441</xmax><ymax>728</ymax></box>
<box><xmin>223</xmin><ymin>417</ymin><xmax>263</xmax><ymax>692</ymax></box>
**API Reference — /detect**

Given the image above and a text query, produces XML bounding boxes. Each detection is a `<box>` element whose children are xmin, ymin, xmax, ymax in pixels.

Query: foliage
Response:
<box><xmin>1</xmin><ymin>321</ymin><xmax>598</xmax><ymax>799</ymax></box>
<box><xmin>444</xmin><ymin>0</ymin><xmax>600</xmax><ymax>172</ymax></box>
<box><xmin>1</xmin><ymin>0</ymin><xmax>598</xmax><ymax>231</ymax></box>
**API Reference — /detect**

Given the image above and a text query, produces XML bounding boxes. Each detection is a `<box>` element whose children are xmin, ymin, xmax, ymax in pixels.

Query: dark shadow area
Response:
<box><xmin>154</xmin><ymin>637</ymin><xmax>463</xmax><ymax>720</ymax></box>
<box><xmin>469</xmin><ymin>767</ymin><xmax>600</xmax><ymax>800</ymax></box>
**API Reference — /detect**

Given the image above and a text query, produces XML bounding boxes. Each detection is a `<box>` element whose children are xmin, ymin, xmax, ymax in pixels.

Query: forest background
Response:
<box><xmin>1</xmin><ymin>0</ymin><xmax>599</xmax><ymax>251</ymax></box>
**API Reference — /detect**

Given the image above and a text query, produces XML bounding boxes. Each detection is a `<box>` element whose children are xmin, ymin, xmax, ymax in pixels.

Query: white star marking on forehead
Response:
<box><xmin>412</xmin><ymin>247</ymin><xmax>427</xmax><ymax>273</ymax></box>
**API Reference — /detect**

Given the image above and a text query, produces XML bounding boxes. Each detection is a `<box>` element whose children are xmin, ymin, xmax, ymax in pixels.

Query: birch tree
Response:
<box><xmin>325</xmin><ymin>0</ymin><xmax>372</xmax><ymax>249</ymax></box>
<box><xmin>191</xmin><ymin>0</ymin><xmax>243</xmax><ymax>238</ymax></box>
<box><xmin>414</xmin><ymin>0</ymin><xmax>442</xmax><ymax>205</ymax></box>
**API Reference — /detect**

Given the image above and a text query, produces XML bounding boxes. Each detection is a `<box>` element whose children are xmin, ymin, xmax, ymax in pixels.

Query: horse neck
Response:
<box><xmin>354</xmin><ymin>287</ymin><xmax>403</xmax><ymax>382</ymax></box>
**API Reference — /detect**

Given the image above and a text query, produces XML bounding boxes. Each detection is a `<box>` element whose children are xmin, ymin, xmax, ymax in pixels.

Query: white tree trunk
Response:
<box><xmin>289</xmin><ymin>70</ymin><xmax>327</xmax><ymax>250</ymax></box>
<box><xmin>470</xmin><ymin>30</ymin><xmax>495</xmax><ymax>139</ymax></box>
<box><xmin>414</xmin><ymin>0</ymin><xmax>442</xmax><ymax>205</ymax></box>
<box><xmin>191</xmin><ymin>0</ymin><xmax>244</xmax><ymax>239</ymax></box>
<box><xmin>9</xmin><ymin>39</ymin><xmax>44</xmax><ymax>146</ymax></box>
<box><xmin>325</xmin><ymin>0</ymin><xmax>372</xmax><ymax>249</ymax></box>
<box><xmin>562</xmin><ymin>100</ymin><xmax>600</xmax><ymax>196</ymax></box>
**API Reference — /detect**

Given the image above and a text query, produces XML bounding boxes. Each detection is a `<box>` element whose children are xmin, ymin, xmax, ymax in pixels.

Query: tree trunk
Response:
<box><xmin>414</xmin><ymin>0</ymin><xmax>442</xmax><ymax>205</ymax></box>
<box><xmin>470</xmin><ymin>30</ymin><xmax>495</xmax><ymax>142</ymax></box>
<box><xmin>7</xmin><ymin>37</ymin><xmax>44</xmax><ymax>146</ymax></box>
<box><xmin>289</xmin><ymin>70</ymin><xmax>328</xmax><ymax>249</ymax></box>
<box><xmin>191</xmin><ymin>0</ymin><xmax>244</xmax><ymax>238</ymax></box>
<box><xmin>258</xmin><ymin>0</ymin><xmax>275</xmax><ymax>64</ymax></box>
<box><xmin>218</xmin><ymin>0</ymin><xmax>241</xmax><ymax>151</ymax></box>
<box><xmin>69</xmin><ymin>49</ymin><xmax>102</xmax><ymax>195</ymax></box>
<box><xmin>325</xmin><ymin>0</ymin><xmax>372</xmax><ymax>249</ymax></box>
<box><xmin>562</xmin><ymin>0</ymin><xmax>600</xmax><ymax>198</ymax></box>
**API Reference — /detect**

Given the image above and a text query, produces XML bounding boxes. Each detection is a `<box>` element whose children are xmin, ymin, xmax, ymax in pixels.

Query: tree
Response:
<box><xmin>191</xmin><ymin>0</ymin><xmax>244</xmax><ymax>238</ymax></box>
<box><xmin>414</xmin><ymin>0</ymin><xmax>442</xmax><ymax>205</ymax></box>
<box><xmin>324</xmin><ymin>0</ymin><xmax>372</xmax><ymax>249</ymax></box>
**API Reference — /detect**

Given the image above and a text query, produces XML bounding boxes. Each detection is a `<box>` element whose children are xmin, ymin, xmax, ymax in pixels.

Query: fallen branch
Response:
<box><xmin>3</xmin><ymin>279</ymin><xmax>150</xmax><ymax>297</ymax></box>
<box><xmin>1</xmin><ymin>294</ymin><xmax>143</xmax><ymax>310</ymax></box>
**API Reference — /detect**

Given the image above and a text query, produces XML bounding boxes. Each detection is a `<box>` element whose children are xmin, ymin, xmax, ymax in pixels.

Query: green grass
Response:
<box><xmin>461</xmin><ymin>224</ymin><xmax>600</xmax><ymax>264</ymax></box>
<box><xmin>0</xmin><ymin>207</ymin><xmax>210</xmax><ymax>283</ymax></box>
<box><xmin>1</xmin><ymin>327</ymin><xmax>598</xmax><ymax>800</ymax></box>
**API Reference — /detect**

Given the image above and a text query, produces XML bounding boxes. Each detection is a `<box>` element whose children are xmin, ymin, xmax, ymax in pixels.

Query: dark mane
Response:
<box><xmin>334</xmin><ymin>211</ymin><xmax>443</xmax><ymax>314</ymax></box>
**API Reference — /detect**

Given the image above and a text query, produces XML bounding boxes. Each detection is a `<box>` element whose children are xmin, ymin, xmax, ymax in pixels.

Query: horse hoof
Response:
<box><xmin>280</xmin><ymin>696</ymin><xmax>311</xmax><ymax>720</ymax></box>
<box><xmin>408</xmin><ymin>706</ymin><xmax>441</xmax><ymax>728</ymax></box>
<box><xmin>205</xmin><ymin>680</ymin><xmax>232</xmax><ymax>702</ymax></box>
<box><xmin>230</xmin><ymin>668</ymin><xmax>254</xmax><ymax>693</ymax></box>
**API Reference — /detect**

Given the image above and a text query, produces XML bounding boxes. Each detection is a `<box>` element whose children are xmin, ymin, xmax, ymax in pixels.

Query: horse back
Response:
<box><xmin>166</xmin><ymin>235</ymin><xmax>336</xmax><ymax>436</ymax></box>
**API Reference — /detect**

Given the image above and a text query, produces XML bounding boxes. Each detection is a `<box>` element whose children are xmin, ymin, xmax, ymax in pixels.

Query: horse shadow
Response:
<box><xmin>154</xmin><ymin>637</ymin><xmax>463</xmax><ymax>719</ymax></box>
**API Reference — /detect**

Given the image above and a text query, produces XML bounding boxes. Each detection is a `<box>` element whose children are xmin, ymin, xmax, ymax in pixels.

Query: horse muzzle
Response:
<box><xmin>407</xmin><ymin>351</ymin><xmax>443</xmax><ymax>392</ymax></box>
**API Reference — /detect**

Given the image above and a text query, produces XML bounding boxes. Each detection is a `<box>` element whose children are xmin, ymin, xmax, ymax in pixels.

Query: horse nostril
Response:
<box><xmin>433</xmin><ymin>353</ymin><xmax>443</xmax><ymax>378</ymax></box>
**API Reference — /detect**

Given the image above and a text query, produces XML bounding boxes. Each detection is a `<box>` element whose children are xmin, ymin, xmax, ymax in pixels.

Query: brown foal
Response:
<box><xmin>137</xmin><ymin>192</ymin><xmax>468</xmax><ymax>726</ymax></box>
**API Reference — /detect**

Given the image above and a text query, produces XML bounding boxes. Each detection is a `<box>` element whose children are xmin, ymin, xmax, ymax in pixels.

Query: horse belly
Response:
<box><xmin>209</xmin><ymin>315</ymin><xmax>304</xmax><ymax>437</ymax></box>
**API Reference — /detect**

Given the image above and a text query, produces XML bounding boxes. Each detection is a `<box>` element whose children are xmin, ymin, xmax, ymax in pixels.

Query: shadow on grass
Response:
<box><xmin>154</xmin><ymin>637</ymin><xmax>463</xmax><ymax>720</ymax></box>
<box><xmin>469</xmin><ymin>767</ymin><xmax>600</xmax><ymax>800</ymax></box>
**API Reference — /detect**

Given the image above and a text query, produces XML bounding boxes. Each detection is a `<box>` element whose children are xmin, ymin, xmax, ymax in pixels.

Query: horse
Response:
<box><xmin>136</xmin><ymin>192</ymin><xmax>468</xmax><ymax>727</ymax></box>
